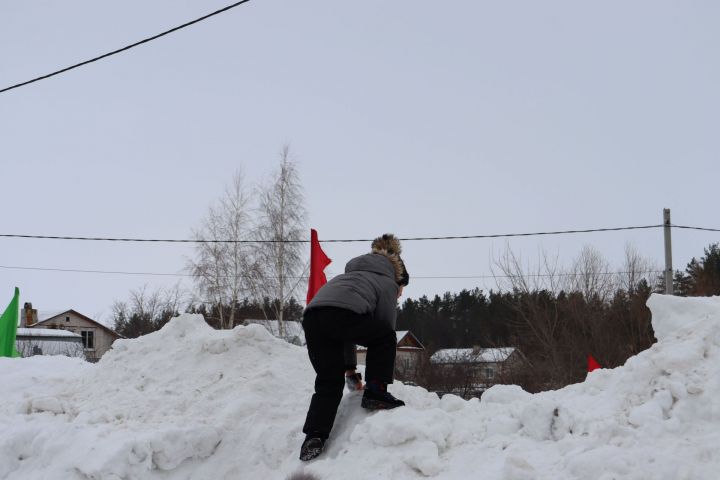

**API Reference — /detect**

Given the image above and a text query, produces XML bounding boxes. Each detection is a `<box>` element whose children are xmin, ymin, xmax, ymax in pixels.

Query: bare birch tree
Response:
<box><xmin>188</xmin><ymin>171</ymin><xmax>253</xmax><ymax>329</ymax></box>
<box><xmin>568</xmin><ymin>245</ymin><xmax>614</xmax><ymax>302</ymax></box>
<box><xmin>618</xmin><ymin>242</ymin><xmax>658</xmax><ymax>293</ymax></box>
<box><xmin>251</xmin><ymin>146</ymin><xmax>307</xmax><ymax>337</ymax></box>
<box><xmin>492</xmin><ymin>244</ymin><xmax>566</xmax><ymax>295</ymax></box>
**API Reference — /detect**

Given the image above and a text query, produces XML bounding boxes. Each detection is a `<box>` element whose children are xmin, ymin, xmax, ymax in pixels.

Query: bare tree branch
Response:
<box><xmin>251</xmin><ymin>146</ymin><xmax>307</xmax><ymax>337</ymax></box>
<box><xmin>187</xmin><ymin>170</ymin><xmax>254</xmax><ymax>329</ymax></box>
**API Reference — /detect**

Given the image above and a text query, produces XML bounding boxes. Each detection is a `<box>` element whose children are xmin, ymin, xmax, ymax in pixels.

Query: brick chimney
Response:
<box><xmin>21</xmin><ymin>302</ymin><xmax>38</xmax><ymax>327</ymax></box>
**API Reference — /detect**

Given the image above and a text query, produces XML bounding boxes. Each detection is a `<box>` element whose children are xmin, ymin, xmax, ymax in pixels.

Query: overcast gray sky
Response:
<box><xmin>1</xmin><ymin>0</ymin><xmax>718</xmax><ymax>324</ymax></box>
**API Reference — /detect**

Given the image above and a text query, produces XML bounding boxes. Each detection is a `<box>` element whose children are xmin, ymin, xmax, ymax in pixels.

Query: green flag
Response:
<box><xmin>0</xmin><ymin>287</ymin><xmax>20</xmax><ymax>358</ymax></box>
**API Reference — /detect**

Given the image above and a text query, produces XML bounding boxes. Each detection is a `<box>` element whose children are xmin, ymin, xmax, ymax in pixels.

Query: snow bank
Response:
<box><xmin>1</xmin><ymin>294</ymin><xmax>719</xmax><ymax>479</ymax></box>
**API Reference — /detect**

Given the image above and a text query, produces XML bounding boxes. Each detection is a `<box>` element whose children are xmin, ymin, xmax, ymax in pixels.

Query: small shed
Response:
<box><xmin>428</xmin><ymin>346</ymin><xmax>524</xmax><ymax>398</ymax></box>
<box><xmin>430</xmin><ymin>346</ymin><xmax>521</xmax><ymax>381</ymax></box>
<box><xmin>15</xmin><ymin>327</ymin><xmax>84</xmax><ymax>358</ymax></box>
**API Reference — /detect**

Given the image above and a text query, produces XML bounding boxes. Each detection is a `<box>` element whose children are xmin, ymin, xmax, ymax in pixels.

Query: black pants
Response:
<box><xmin>302</xmin><ymin>307</ymin><xmax>397</xmax><ymax>438</ymax></box>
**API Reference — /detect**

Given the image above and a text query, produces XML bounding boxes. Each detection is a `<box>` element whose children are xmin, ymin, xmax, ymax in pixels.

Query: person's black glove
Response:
<box><xmin>345</xmin><ymin>372</ymin><xmax>363</xmax><ymax>392</ymax></box>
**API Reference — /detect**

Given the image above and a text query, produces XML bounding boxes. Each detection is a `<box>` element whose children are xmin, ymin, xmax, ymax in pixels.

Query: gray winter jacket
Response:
<box><xmin>305</xmin><ymin>253</ymin><xmax>400</xmax><ymax>366</ymax></box>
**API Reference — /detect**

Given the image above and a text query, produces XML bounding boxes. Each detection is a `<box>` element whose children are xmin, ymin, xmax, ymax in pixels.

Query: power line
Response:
<box><xmin>0</xmin><ymin>0</ymin><xmax>253</xmax><ymax>95</ymax></box>
<box><xmin>672</xmin><ymin>225</ymin><xmax>720</xmax><ymax>233</ymax></box>
<box><xmin>413</xmin><ymin>271</ymin><xmax>665</xmax><ymax>279</ymax></box>
<box><xmin>0</xmin><ymin>224</ymin><xmax>668</xmax><ymax>244</ymax></box>
<box><xmin>0</xmin><ymin>264</ymin><xmax>664</xmax><ymax>280</ymax></box>
<box><xmin>0</xmin><ymin>264</ymin><xmax>188</xmax><ymax>277</ymax></box>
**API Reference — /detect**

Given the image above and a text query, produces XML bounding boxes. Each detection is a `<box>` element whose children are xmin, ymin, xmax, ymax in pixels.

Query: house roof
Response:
<box><xmin>16</xmin><ymin>327</ymin><xmax>81</xmax><ymax>338</ymax></box>
<box><xmin>398</xmin><ymin>331</ymin><xmax>425</xmax><ymax>349</ymax></box>
<box><xmin>37</xmin><ymin>310</ymin><xmax>68</xmax><ymax>322</ymax></box>
<box><xmin>430</xmin><ymin>347</ymin><xmax>516</xmax><ymax>364</ymax></box>
<box><xmin>34</xmin><ymin>309</ymin><xmax>123</xmax><ymax>338</ymax></box>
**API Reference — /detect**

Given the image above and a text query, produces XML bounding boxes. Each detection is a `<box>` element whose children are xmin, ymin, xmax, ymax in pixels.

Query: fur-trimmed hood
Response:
<box><xmin>371</xmin><ymin>233</ymin><xmax>402</xmax><ymax>256</ymax></box>
<box><xmin>370</xmin><ymin>234</ymin><xmax>408</xmax><ymax>285</ymax></box>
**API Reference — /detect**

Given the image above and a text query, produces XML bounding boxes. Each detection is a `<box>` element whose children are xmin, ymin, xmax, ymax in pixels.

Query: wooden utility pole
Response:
<box><xmin>663</xmin><ymin>208</ymin><xmax>674</xmax><ymax>295</ymax></box>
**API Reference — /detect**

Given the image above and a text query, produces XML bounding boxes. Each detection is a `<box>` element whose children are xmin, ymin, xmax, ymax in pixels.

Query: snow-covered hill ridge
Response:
<box><xmin>1</xmin><ymin>293</ymin><xmax>718</xmax><ymax>480</ymax></box>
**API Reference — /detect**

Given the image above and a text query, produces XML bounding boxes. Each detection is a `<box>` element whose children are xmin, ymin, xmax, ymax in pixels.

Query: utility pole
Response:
<box><xmin>663</xmin><ymin>208</ymin><xmax>674</xmax><ymax>295</ymax></box>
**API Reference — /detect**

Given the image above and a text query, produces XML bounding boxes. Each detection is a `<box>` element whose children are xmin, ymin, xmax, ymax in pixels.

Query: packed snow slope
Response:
<box><xmin>1</xmin><ymin>294</ymin><xmax>719</xmax><ymax>480</ymax></box>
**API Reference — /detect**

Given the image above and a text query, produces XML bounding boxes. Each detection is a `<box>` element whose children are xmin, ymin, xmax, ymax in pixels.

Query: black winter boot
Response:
<box><xmin>361</xmin><ymin>382</ymin><xmax>405</xmax><ymax>410</ymax></box>
<box><xmin>299</xmin><ymin>434</ymin><xmax>326</xmax><ymax>461</ymax></box>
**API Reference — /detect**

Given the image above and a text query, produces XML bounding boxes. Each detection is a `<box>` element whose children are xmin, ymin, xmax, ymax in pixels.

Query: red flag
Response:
<box><xmin>306</xmin><ymin>229</ymin><xmax>332</xmax><ymax>304</ymax></box>
<box><xmin>587</xmin><ymin>354</ymin><xmax>601</xmax><ymax>372</ymax></box>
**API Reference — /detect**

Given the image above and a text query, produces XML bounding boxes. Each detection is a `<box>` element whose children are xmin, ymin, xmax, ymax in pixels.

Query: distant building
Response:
<box><xmin>243</xmin><ymin>319</ymin><xmax>306</xmax><ymax>345</ymax></box>
<box><xmin>356</xmin><ymin>330</ymin><xmax>426</xmax><ymax>382</ymax></box>
<box><xmin>21</xmin><ymin>303</ymin><xmax>122</xmax><ymax>362</ymax></box>
<box><xmin>430</xmin><ymin>346</ymin><xmax>521</xmax><ymax>379</ymax></box>
<box><xmin>16</xmin><ymin>327</ymin><xmax>84</xmax><ymax>358</ymax></box>
<box><xmin>429</xmin><ymin>346</ymin><xmax>524</xmax><ymax>397</ymax></box>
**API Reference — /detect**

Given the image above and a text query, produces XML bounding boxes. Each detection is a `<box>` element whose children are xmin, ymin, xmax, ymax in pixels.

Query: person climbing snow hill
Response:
<box><xmin>299</xmin><ymin>233</ymin><xmax>410</xmax><ymax>461</ymax></box>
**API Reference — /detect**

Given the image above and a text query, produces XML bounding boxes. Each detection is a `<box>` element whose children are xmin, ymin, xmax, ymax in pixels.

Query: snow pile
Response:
<box><xmin>1</xmin><ymin>293</ymin><xmax>719</xmax><ymax>479</ymax></box>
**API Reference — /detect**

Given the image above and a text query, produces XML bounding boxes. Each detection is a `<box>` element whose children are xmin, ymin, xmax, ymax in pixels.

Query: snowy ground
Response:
<box><xmin>1</xmin><ymin>293</ymin><xmax>719</xmax><ymax>480</ymax></box>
